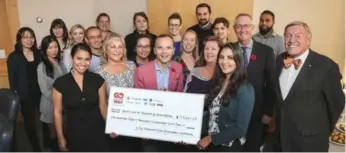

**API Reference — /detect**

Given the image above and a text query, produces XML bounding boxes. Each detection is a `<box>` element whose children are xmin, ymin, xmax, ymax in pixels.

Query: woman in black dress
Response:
<box><xmin>7</xmin><ymin>27</ymin><xmax>42</xmax><ymax>152</ymax></box>
<box><xmin>52</xmin><ymin>43</ymin><xmax>109</xmax><ymax>152</ymax></box>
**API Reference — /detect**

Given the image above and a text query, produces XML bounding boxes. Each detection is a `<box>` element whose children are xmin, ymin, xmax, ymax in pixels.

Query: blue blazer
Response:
<box><xmin>202</xmin><ymin>81</ymin><xmax>255</xmax><ymax>146</ymax></box>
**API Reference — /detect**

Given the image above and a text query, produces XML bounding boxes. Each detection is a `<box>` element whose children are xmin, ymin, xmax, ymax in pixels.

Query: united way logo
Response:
<box><xmin>113</xmin><ymin>92</ymin><xmax>124</xmax><ymax>104</ymax></box>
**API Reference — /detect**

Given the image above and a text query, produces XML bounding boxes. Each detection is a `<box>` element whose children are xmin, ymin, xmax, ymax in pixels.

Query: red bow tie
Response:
<box><xmin>283</xmin><ymin>57</ymin><xmax>302</xmax><ymax>70</ymax></box>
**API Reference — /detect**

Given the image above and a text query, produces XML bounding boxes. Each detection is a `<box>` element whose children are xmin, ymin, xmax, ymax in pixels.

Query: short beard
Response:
<box><xmin>198</xmin><ymin>20</ymin><xmax>209</xmax><ymax>26</ymax></box>
<box><xmin>259</xmin><ymin>26</ymin><xmax>273</xmax><ymax>36</ymax></box>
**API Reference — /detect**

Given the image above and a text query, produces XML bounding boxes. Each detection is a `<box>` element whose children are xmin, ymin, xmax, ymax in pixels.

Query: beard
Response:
<box><xmin>259</xmin><ymin>26</ymin><xmax>273</xmax><ymax>35</ymax></box>
<box><xmin>198</xmin><ymin>19</ymin><xmax>209</xmax><ymax>26</ymax></box>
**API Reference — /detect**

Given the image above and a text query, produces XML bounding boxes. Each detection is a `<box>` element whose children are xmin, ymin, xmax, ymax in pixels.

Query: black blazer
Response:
<box><xmin>274</xmin><ymin>50</ymin><xmax>345</xmax><ymax>151</ymax></box>
<box><xmin>235</xmin><ymin>40</ymin><xmax>276</xmax><ymax>118</ymax></box>
<box><xmin>125</xmin><ymin>30</ymin><xmax>157</xmax><ymax>60</ymax></box>
<box><xmin>7</xmin><ymin>49</ymin><xmax>41</xmax><ymax>100</ymax></box>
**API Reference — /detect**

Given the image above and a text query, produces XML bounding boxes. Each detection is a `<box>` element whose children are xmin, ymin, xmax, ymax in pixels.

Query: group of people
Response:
<box><xmin>6</xmin><ymin>2</ymin><xmax>345</xmax><ymax>152</ymax></box>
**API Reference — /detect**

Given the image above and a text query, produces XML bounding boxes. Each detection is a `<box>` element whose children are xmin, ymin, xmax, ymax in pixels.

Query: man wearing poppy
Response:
<box><xmin>134</xmin><ymin>34</ymin><xmax>184</xmax><ymax>152</ymax></box>
<box><xmin>233</xmin><ymin>13</ymin><xmax>276</xmax><ymax>152</ymax></box>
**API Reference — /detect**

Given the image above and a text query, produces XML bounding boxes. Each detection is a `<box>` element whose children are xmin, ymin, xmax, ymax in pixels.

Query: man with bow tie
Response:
<box><xmin>274</xmin><ymin>21</ymin><xmax>345</xmax><ymax>152</ymax></box>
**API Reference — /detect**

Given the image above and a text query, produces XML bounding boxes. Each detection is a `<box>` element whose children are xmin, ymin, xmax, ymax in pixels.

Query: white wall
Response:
<box><xmin>17</xmin><ymin>0</ymin><xmax>147</xmax><ymax>42</ymax></box>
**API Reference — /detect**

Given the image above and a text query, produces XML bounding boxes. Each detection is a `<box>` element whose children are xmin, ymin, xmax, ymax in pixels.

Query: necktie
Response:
<box><xmin>283</xmin><ymin>57</ymin><xmax>302</xmax><ymax>70</ymax></box>
<box><xmin>242</xmin><ymin>47</ymin><xmax>248</xmax><ymax>68</ymax></box>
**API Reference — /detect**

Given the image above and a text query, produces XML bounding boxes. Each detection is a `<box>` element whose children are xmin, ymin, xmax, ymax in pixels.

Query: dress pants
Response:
<box><xmin>243</xmin><ymin>116</ymin><xmax>263</xmax><ymax>152</ymax></box>
<box><xmin>20</xmin><ymin>99</ymin><xmax>41</xmax><ymax>152</ymax></box>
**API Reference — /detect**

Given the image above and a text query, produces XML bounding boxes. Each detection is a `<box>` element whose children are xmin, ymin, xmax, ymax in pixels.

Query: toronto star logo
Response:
<box><xmin>113</xmin><ymin>92</ymin><xmax>124</xmax><ymax>104</ymax></box>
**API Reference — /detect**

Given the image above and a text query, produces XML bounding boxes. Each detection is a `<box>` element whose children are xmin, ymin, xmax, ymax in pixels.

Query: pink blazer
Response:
<box><xmin>134</xmin><ymin>60</ymin><xmax>184</xmax><ymax>92</ymax></box>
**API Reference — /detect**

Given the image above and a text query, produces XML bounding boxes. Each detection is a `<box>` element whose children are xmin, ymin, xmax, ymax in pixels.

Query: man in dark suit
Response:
<box><xmin>274</xmin><ymin>21</ymin><xmax>345</xmax><ymax>152</ymax></box>
<box><xmin>233</xmin><ymin>13</ymin><xmax>276</xmax><ymax>152</ymax></box>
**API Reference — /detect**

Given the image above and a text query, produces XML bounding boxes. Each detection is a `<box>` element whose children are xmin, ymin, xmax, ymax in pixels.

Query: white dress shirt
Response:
<box><xmin>279</xmin><ymin>50</ymin><xmax>310</xmax><ymax>100</ymax></box>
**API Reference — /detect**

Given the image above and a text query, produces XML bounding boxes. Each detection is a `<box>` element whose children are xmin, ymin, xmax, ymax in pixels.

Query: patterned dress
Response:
<box><xmin>208</xmin><ymin>91</ymin><xmax>224</xmax><ymax>135</ymax></box>
<box><xmin>94</xmin><ymin>61</ymin><xmax>136</xmax><ymax>93</ymax></box>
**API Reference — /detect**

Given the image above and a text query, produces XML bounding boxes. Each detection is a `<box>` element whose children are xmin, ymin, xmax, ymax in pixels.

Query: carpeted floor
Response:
<box><xmin>13</xmin><ymin>120</ymin><xmax>45</xmax><ymax>152</ymax></box>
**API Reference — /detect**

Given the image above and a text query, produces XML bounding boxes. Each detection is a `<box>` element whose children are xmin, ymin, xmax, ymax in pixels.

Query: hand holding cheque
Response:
<box><xmin>105</xmin><ymin>87</ymin><xmax>205</xmax><ymax>145</ymax></box>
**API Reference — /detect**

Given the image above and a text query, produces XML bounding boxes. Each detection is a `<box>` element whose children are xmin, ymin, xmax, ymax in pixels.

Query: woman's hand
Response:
<box><xmin>197</xmin><ymin>136</ymin><xmax>212</xmax><ymax>150</ymax></box>
<box><xmin>58</xmin><ymin>137</ymin><xmax>68</xmax><ymax>152</ymax></box>
<box><xmin>110</xmin><ymin>132</ymin><xmax>118</xmax><ymax>138</ymax></box>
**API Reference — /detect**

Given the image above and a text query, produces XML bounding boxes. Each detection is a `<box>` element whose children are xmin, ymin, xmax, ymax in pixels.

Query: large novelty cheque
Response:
<box><xmin>105</xmin><ymin>87</ymin><xmax>205</xmax><ymax>145</ymax></box>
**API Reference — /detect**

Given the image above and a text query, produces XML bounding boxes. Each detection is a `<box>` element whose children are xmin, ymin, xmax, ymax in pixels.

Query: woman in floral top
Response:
<box><xmin>197</xmin><ymin>43</ymin><xmax>254</xmax><ymax>152</ymax></box>
<box><xmin>94</xmin><ymin>33</ymin><xmax>140</xmax><ymax>152</ymax></box>
<box><xmin>174</xmin><ymin>30</ymin><xmax>199</xmax><ymax>84</ymax></box>
<box><xmin>94</xmin><ymin>33</ymin><xmax>136</xmax><ymax>92</ymax></box>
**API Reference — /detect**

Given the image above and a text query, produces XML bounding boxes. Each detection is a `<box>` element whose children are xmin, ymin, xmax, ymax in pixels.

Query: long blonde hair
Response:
<box><xmin>68</xmin><ymin>24</ymin><xmax>85</xmax><ymax>47</ymax></box>
<box><xmin>101</xmin><ymin>33</ymin><xmax>127</xmax><ymax>65</ymax></box>
<box><xmin>180</xmin><ymin>30</ymin><xmax>199</xmax><ymax>59</ymax></box>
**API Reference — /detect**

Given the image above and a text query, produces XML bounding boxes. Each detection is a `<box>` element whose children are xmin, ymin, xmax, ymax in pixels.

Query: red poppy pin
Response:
<box><xmin>171</xmin><ymin>68</ymin><xmax>176</xmax><ymax>73</ymax></box>
<box><xmin>251</xmin><ymin>54</ymin><xmax>257</xmax><ymax>61</ymax></box>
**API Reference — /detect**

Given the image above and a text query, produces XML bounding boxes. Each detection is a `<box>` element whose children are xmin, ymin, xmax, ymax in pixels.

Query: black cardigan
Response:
<box><xmin>125</xmin><ymin>30</ymin><xmax>157</xmax><ymax>60</ymax></box>
<box><xmin>7</xmin><ymin>49</ymin><xmax>41</xmax><ymax>100</ymax></box>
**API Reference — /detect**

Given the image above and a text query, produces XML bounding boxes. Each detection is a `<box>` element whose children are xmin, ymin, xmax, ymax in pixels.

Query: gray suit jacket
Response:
<box><xmin>37</xmin><ymin>62</ymin><xmax>66</xmax><ymax>123</ymax></box>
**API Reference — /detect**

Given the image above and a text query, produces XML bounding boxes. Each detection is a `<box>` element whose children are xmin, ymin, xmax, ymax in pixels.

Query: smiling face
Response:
<box><xmin>168</xmin><ymin>19</ymin><xmax>181</xmax><ymax>36</ymax></box>
<box><xmin>72</xmin><ymin>50</ymin><xmax>91</xmax><ymax>73</ymax></box>
<box><xmin>204</xmin><ymin>40</ymin><xmax>220</xmax><ymax>64</ymax></box>
<box><xmin>284</xmin><ymin>24</ymin><xmax>311</xmax><ymax>57</ymax></box>
<box><xmin>71</xmin><ymin>28</ymin><xmax>85</xmax><ymax>44</ymax></box>
<box><xmin>136</xmin><ymin>37</ymin><xmax>151</xmax><ymax>59</ymax></box>
<box><xmin>196</xmin><ymin>7</ymin><xmax>211</xmax><ymax>26</ymax></box>
<box><xmin>234</xmin><ymin>15</ymin><xmax>254</xmax><ymax>43</ymax></box>
<box><xmin>154</xmin><ymin>36</ymin><xmax>174</xmax><ymax>64</ymax></box>
<box><xmin>218</xmin><ymin>47</ymin><xmax>237</xmax><ymax>76</ymax></box>
<box><xmin>106</xmin><ymin>38</ymin><xmax>125</xmax><ymax>62</ymax></box>
<box><xmin>85</xmin><ymin>28</ymin><xmax>102</xmax><ymax>50</ymax></box>
<box><xmin>98</xmin><ymin>16</ymin><xmax>110</xmax><ymax>31</ymax></box>
<box><xmin>21</xmin><ymin>31</ymin><xmax>35</xmax><ymax>49</ymax></box>
<box><xmin>182</xmin><ymin>31</ymin><xmax>197</xmax><ymax>54</ymax></box>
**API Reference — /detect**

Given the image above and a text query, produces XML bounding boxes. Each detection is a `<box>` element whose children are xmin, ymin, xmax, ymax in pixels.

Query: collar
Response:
<box><xmin>255</xmin><ymin>30</ymin><xmax>278</xmax><ymax>38</ymax></box>
<box><xmin>238</xmin><ymin>39</ymin><xmax>254</xmax><ymax>49</ymax></box>
<box><xmin>199</xmin><ymin>22</ymin><xmax>212</xmax><ymax>30</ymax></box>
<box><xmin>294</xmin><ymin>49</ymin><xmax>309</xmax><ymax>62</ymax></box>
<box><xmin>154</xmin><ymin>60</ymin><xmax>171</xmax><ymax>72</ymax></box>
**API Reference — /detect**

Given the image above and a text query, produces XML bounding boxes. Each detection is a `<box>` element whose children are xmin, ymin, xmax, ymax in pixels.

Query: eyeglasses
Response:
<box><xmin>234</xmin><ymin>24</ymin><xmax>253</xmax><ymax>30</ymax></box>
<box><xmin>169</xmin><ymin>24</ymin><xmax>180</xmax><ymax>28</ymax></box>
<box><xmin>137</xmin><ymin>45</ymin><xmax>150</xmax><ymax>49</ymax></box>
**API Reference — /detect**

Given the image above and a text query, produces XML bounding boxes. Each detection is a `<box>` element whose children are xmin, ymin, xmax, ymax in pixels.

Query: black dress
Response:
<box><xmin>53</xmin><ymin>71</ymin><xmax>109</xmax><ymax>152</ymax></box>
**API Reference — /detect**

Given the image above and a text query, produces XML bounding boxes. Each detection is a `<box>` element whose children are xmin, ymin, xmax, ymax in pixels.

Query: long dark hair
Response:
<box><xmin>40</xmin><ymin>35</ymin><xmax>61</xmax><ymax>78</ymax></box>
<box><xmin>205</xmin><ymin>43</ymin><xmax>248</xmax><ymax>106</ymax></box>
<box><xmin>14</xmin><ymin>27</ymin><xmax>38</xmax><ymax>52</ymax></box>
<box><xmin>50</xmin><ymin>18</ymin><xmax>68</xmax><ymax>49</ymax></box>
